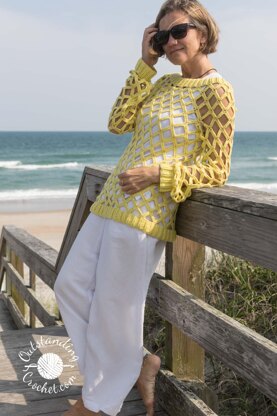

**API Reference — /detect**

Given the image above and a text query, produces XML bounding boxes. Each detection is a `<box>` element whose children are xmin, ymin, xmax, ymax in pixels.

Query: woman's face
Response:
<box><xmin>159</xmin><ymin>11</ymin><xmax>206</xmax><ymax>66</ymax></box>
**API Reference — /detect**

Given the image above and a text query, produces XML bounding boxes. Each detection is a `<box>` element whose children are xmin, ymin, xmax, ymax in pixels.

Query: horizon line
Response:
<box><xmin>0</xmin><ymin>130</ymin><xmax>277</xmax><ymax>134</ymax></box>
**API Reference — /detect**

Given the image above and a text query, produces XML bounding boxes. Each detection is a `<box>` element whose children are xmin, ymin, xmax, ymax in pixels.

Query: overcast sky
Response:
<box><xmin>0</xmin><ymin>0</ymin><xmax>276</xmax><ymax>131</ymax></box>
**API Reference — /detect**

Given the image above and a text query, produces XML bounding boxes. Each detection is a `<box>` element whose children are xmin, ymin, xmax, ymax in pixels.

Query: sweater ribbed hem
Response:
<box><xmin>134</xmin><ymin>58</ymin><xmax>157</xmax><ymax>81</ymax></box>
<box><xmin>90</xmin><ymin>202</ymin><xmax>176</xmax><ymax>243</ymax></box>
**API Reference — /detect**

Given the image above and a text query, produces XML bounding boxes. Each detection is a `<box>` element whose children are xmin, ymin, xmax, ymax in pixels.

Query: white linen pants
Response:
<box><xmin>54</xmin><ymin>212</ymin><xmax>166</xmax><ymax>416</ymax></box>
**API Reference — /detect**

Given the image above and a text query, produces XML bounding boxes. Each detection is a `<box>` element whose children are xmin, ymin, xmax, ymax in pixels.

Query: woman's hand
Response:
<box><xmin>142</xmin><ymin>23</ymin><xmax>159</xmax><ymax>68</ymax></box>
<box><xmin>118</xmin><ymin>166</ymin><xmax>160</xmax><ymax>195</ymax></box>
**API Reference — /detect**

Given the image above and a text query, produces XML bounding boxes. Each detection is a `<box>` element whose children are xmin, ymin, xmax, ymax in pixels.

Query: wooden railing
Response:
<box><xmin>0</xmin><ymin>166</ymin><xmax>276</xmax><ymax>416</ymax></box>
<box><xmin>0</xmin><ymin>223</ymin><xmax>60</xmax><ymax>328</ymax></box>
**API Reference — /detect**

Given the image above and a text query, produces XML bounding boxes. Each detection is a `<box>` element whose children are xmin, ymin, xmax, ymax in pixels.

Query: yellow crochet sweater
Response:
<box><xmin>90</xmin><ymin>58</ymin><xmax>235</xmax><ymax>242</ymax></box>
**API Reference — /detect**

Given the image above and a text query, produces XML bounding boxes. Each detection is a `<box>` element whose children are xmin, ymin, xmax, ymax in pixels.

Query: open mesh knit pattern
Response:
<box><xmin>90</xmin><ymin>58</ymin><xmax>236</xmax><ymax>242</ymax></box>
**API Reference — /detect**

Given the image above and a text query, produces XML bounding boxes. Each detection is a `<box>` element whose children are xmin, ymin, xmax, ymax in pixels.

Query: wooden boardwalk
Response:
<box><xmin>1</xmin><ymin>166</ymin><xmax>277</xmax><ymax>416</ymax></box>
<box><xmin>0</xmin><ymin>297</ymin><xmax>167</xmax><ymax>416</ymax></box>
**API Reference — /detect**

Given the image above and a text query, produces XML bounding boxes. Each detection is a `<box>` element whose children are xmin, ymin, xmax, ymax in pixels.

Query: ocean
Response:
<box><xmin>0</xmin><ymin>131</ymin><xmax>276</xmax><ymax>212</ymax></box>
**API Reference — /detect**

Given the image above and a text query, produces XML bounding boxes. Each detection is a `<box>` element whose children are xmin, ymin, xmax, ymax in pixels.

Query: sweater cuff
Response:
<box><xmin>134</xmin><ymin>58</ymin><xmax>157</xmax><ymax>81</ymax></box>
<box><xmin>159</xmin><ymin>163</ymin><xmax>174</xmax><ymax>192</ymax></box>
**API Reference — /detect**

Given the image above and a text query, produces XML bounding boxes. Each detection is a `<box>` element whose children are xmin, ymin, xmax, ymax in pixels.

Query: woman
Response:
<box><xmin>54</xmin><ymin>0</ymin><xmax>235</xmax><ymax>415</ymax></box>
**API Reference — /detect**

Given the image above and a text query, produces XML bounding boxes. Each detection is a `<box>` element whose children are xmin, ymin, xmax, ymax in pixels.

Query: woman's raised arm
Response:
<box><xmin>108</xmin><ymin>24</ymin><xmax>159</xmax><ymax>135</ymax></box>
<box><xmin>108</xmin><ymin>59</ymin><xmax>157</xmax><ymax>134</ymax></box>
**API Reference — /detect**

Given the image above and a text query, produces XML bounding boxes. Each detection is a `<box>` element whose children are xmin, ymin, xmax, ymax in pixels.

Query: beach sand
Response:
<box><xmin>0</xmin><ymin>210</ymin><xmax>72</xmax><ymax>252</ymax></box>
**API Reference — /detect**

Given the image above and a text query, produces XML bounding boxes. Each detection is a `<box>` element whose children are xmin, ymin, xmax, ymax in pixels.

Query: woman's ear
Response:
<box><xmin>199</xmin><ymin>32</ymin><xmax>207</xmax><ymax>52</ymax></box>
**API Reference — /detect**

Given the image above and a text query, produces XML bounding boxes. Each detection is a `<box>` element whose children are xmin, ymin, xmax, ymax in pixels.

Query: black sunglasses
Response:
<box><xmin>152</xmin><ymin>23</ymin><xmax>196</xmax><ymax>55</ymax></box>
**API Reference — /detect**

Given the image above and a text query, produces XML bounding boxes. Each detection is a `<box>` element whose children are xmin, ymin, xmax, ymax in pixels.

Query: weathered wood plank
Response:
<box><xmin>84</xmin><ymin>167</ymin><xmax>277</xmax><ymax>220</ymax></box>
<box><xmin>1</xmin><ymin>292</ymin><xmax>28</xmax><ymax>329</ymax></box>
<box><xmin>147</xmin><ymin>274</ymin><xmax>277</xmax><ymax>403</ymax></box>
<box><xmin>0</xmin><ymin>325</ymin><xmax>169</xmax><ymax>416</ymax></box>
<box><xmin>156</xmin><ymin>367</ymin><xmax>218</xmax><ymax>416</ymax></box>
<box><xmin>3</xmin><ymin>258</ymin><xmax>57</xmax><ymax>327</ymax></box>
<box><xmin>165</xmin><ymin>242</ymin><xmax>173</xmax><ymax>280</ymax></box>
<box><xmin>29</xmin><ymin>269</ymin><xmax>36</xmax><ymax>328</ymax></box>
<box><xmin>0</xmin><ymin>392</ymin><xmax>164</xmax><ymax>416</ymax></box>
<box><xmin>167</xmin><ymin>237</ymin><xmax>206</xmax><ymax>381</ymax></box>
<box><xmin>85</xmin><ymin>166</ymin><xmax>110</xmax><ymax>182</ymax></box>
<box><xmin>0</xmin><ymin>323</ymin><xmax>67</xmax><ymax>341</ymax></box>
<box><xmin>1</xmin><ymin>226</ymin><xmax>57</xmax><ymax>289</ymax></box>
<box><xmin>10</xmin><ymin>250</ymin><xmax>25</xmax><ymax>320</ymax></box>
<box><xmin>55</xmin><ymin>169</ymin><xmax>95</xmax><ymax>274</ymax></box>
<box><xmin>0</xmin><ymin>230</ymin><xmax>7</xmax><ymax>290</ymax></box>
<box><xmin>0</xmin><ymin>294</ymin><xmax>17</xmax><ymax>331</ymax></box>
<box><xmin>0</xmin><ymin>324</ymin><xmax>83</xmax><ymax>416</ymax></box>
<box><xmin>85</xmin><ymin>168</ymin><xmax>111</xmax><ymax>203</ymax></box>
<box><xmin>55</xmin><ymin>167</ymin><xmax>111</xmax><ymax>275</ymax></box>
<box><xmin>189</xmin><ymin>184</ymin><xmax>277</xmax><ymax>220</ymax></box>
<box><xmin>176</xmin><ymin>199</ymin><xmax>277</xmax><ymax>271</ymax></box>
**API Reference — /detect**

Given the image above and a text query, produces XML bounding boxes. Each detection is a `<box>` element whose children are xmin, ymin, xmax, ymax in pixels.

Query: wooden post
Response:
<box><xmin>165</xmin><ymin>236</ymin><xmax>205</xmax><ymax>381</ymax></box>
<box><xmin>29</xmin><ymin>270</ymin><xmax>36</xmax><ymax>328</ymax></box>
<box><xmin>0</xmin><ymin>237</ymin><xmax>7</xmax><ymax>292</ymax></box>
<box><xmin>10</xmin><ymin>250</ymin><xmax>25</xmax><ymax>321</ymax></box>
<box><xmin>6</xmin><ymin>245</ymin><xmax>12</xmax><ymax>296</ymax></box>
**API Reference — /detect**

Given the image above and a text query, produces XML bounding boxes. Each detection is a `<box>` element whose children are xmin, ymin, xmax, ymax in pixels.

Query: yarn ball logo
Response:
<box><xmin>18</xmin><ymin>336</ymin><xmax>79</xmax><ymax>394</ymax></box>
<box><xmin>37</xmin><ymin>353</ymin><xmax>64</xmax><ymax>379</ymax></box>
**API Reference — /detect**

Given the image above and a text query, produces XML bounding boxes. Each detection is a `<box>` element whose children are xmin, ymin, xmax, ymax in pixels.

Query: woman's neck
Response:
<box><xmin>181</xmin><ymin>55</ymin><xmax>214</xmax><ymax>79</ymax></box>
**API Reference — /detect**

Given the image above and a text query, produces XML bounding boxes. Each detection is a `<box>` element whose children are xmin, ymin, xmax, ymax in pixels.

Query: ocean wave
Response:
<box><xmin>0</xmin><ymin>161</ymin><xmax>81</xmax><ymax>170</ymax></box>
<box><xmin>228</xmin><ymin>182</ymin><xmax>277</xmax><ymax>193</ymax></box>
<box><xmin>268</xmin><ymin>157</ymin><xmax>277</xmax><ymax>161</ymax></box>
<box><xmin>0</xmin><ymin>188</ymin><xmax>78</xmax><ymax>201</ymax></box>
<box><xmin>1</xmin><ymin>182</ymin><xmax>276</xmax><ymax>203</ymax></box>
<box><xmin>0</xmin><ymin>161</ymin><xmax>21</xmax><ymax>168</ymax></box>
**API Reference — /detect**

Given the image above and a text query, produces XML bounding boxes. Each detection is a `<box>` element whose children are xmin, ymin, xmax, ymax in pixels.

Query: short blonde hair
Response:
<box><xmin>155</xmin><ymin>0</ymin><xmax>219</xmax><ymax>56</ymax></box>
